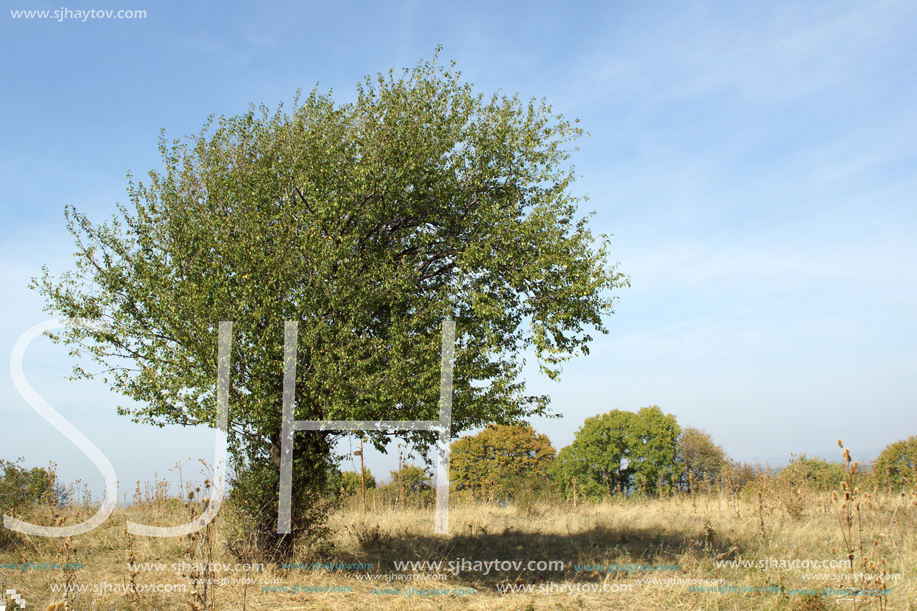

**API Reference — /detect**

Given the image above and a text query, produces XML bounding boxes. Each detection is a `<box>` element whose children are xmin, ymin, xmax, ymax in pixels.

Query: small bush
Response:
<box><xmin>225</xmin><ymin>455</ymin><xmax>336</xmax><ymax>564</ymax></box>
<box><xmin>376</xmin><ymin>465</ymin><xmax>434</xmax><ymax>508</ymax></box>
<box><xmin>777</xmin><ymin>454</ymin><xmax>845</xmax><ymax>492</ymax></box>
<box><xmin>0</xmin><ymin>459</ymin><xmax>63</xmax><ymax>549</ymax></box>
<box><xmin>451</xmin><ymin>424</ymin><xmax>556</xmax><ymax>501</ymax></box>
<box><xmin>0</xmin><ymin>458</ymin><xmax>62</xmax><ymax>513</ymax></box>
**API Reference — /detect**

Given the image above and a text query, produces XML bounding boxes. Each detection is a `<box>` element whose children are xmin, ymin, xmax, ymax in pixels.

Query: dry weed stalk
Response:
<box><xmin>126</xmin><ymin>531</ymin><xmax>141</xmax><ymax>600</ymax></box>
<box><xmin>834</xmin><ymin>441</ymin><xmax>890</xmax><ymax>611</ymax></box>
<box><xmin>59</xmin><ymin>535</ymin><xmax>78</xmax><ymax>611</ymax></box>
<box><xmin>834</xmin><ymin>441</ymin><xmax>858</xmax><ymax>564</ymax></box>
<box><xmin>688</xmin><ymin>469</ymin><xmax>697</xmax><ymax>514</ymax></box>
<box><xmin>183</xmin><ymin>491</ymin><xmax>206</xmax><ymax>611</ymax></box>
<box><xmin>182</xmin><ymin>477</ymin><xmax>216</xmax><ymax>611</ymax></box>
<box><xmin>754</xmin><ymin>468</ymin><xmax>774</xmax><ymax>540</ymax></box>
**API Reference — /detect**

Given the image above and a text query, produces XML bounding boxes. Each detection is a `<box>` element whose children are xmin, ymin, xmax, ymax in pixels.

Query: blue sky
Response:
<box><xmin>1</xmin><ymin>0</ymin><xmax>915</xmax><ymax>497</ymax></box>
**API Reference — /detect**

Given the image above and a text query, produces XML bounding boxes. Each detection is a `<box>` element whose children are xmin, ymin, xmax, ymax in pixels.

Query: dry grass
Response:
<box><xmin>2</xmin><ymin>458</ymin><xmax>915</xmax><ymax>611</ymax></box>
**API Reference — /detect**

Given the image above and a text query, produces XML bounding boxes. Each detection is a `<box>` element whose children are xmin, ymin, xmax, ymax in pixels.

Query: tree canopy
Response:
<box><xmin>677</xmin><ymin>426</ymin><xmax>727</xmax><ymax>491</ymax></box>
<box><xmin>450</xmin><ymin>424</ymin><xmax>556</xmax><ymax>500</ymax></box>
<box><xmin>551</xmin><ymin>406</ymin><xmax>682</xmax><ymax>497</ymax></box>
<box><xmin>339</xmin><ymin>468</ymin><xmax>376</xmax><ymax>496</ymax></box>
<box><xmin>32</xmin><ymin>50</ymin><xmax>627</xmax><ymax>539</ymax></box>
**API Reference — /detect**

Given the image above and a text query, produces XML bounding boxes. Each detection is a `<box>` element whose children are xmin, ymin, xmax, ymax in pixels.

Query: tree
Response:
<box><xmin>388</xmin><ymin>465</ymin><xmax>432</xmax><ymax>493</ymax></box>
<box><xmin>551</xmin><ymin>406</ymin><xmax>682</xmax><ymax>497</ymax></box>
<box><xmin>32</xmin><ymin>50</ymin><xmax>627</xmax><ymax>546</ymax></box>
<box><xmin>450</xmin><ymin>424</ymin><xmax>556</xmax><ymax>500</ymax></box>
<box><xmin>721</xmin><ymin>459</ymin><xmax>757</xmax><ymax>493</ymax></box>
<box><xmin>340</xmin><ymin>468</ymin><xmax>376</xmax><ymax>497</ymax></box>
<box><xmin>677</xmin><ymin>427</ymin><xmax>727</xmax><ymax>491</ymax></box>
<box><xmin>872</xmin><ymin>436</ymin><xmax>917</xmax><ymax>491</ymax></box>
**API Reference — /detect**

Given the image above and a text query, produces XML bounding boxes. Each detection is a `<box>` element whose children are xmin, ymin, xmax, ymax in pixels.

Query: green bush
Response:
<box><xmin>678</xmin><ymin>427</ymin><xmax>727</xmax><ymax>491</ymax></box>
<box><xmin>777</xmin><ymin>454</ymin><xmax>845</xmax><ymax>492</ymax></box>
<box><xmin>872</xmin><ymin>436</ymin><xmax>917</xmax><ymax>491</ymax></box>
<box><xmin>0</xmin><ymin>458</ymin><xmax>62</xmax><ymax>513</ymax></box>
<box><xmin>389</xmin><ymin>465</ymin><xmax>431</xmax><ymax>493</ymax></box>
<box><xmin>0</xmin><ymin>459</ymin><xmax>62</xmax><ymax>549</ymax></box>
<box><xmin>225</xmin><ymin>443</ymin><xmax>338</xmax><ymax>563</ymax></box>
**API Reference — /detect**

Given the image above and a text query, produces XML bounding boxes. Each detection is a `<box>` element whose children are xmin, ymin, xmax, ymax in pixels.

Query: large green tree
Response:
<box><xmin>32</xmin><ymin>51</ymin><xmax>627</xmax><ymax>542</ymax></box>
<box><xmin>450</xmin><ymin>424</ymin><xmax>556</xmax><ymax>500</ymax></box>
<box><xmin>551</xmin><ymin>406</ymin><xmax>682</xmax><ymax>497</ymax></box>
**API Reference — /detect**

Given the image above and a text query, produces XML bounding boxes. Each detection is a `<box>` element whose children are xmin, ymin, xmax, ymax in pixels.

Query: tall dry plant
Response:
<box><xmin>833</xmin><ymin>440</ymin><xmax>890</xmax><ymax>611</ymax></box>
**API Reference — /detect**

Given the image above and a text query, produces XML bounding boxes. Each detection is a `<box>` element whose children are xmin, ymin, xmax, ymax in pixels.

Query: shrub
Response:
<box><xmin>721</xmin><ymin>460</ymin><xmax>758</xmax><ymax>494</ymax></box>
<box><xmin>0</xmin><ymin>458</ymin><xmax>62</xmax><ymax>513</ymax></box>
<box><xmin>872</xmin><ymin>436</ymin><xmax>917</xmax><ymax>491</ymax></box>
<box><xmin>225</xmin><ymin>451</ymin><xmax>337</xmax><ymax>563</ymax></box>
<box><xmin>0</xmin><ymin>459</ymin><xmax>63</xmax><ymax>549</ymax></box>
<box><xmin>376</xmin><ymin>465</ymin><xmax>434</xmax><ymax>508</ymax></box>
<box><xmin>777</xmin><ymin>454</ymin><xmax>845</xmax><ymax>492</ymax></box>
<box><xmin>389</xmin><ymin>465</ymin><xmax>431</xmax><ymax>493</ymax></box>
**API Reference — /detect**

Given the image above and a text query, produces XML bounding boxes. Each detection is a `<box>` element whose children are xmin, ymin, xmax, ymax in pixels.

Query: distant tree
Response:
<box><xmin>389</xmin><ymin>465</ymin><xmax>432</xmax><ymax>493</ymax></box>
<box><xmin>450</xmin><ymin>424</ymin><xmax>556</xmax><ymax>500</ymax></box>
<box><xmin>340</xmin><ymin>468</ymin><xmax>376</xmax><ymax>496</ymax></box>
<box><xmin>873</xmin><ymin>436</ymin><xmax>917</xmax><ymax>491</ymax></box>
<box><xmin>677</xmin><ymin>427</ymin><xmax>727</xmax><ymax>491</ymax></box>
<box><xmin>721</xmin><ymin>460</ymin><xmax>758</xmax><ymax>493</ymax></box>
<box><xmin>551</xmin><ymin>406</ymin><xmax>682</xmax><ymax>497</ymax></box>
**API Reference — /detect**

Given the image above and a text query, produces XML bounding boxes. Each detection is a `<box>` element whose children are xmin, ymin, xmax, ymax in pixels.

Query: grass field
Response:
<box><xmin>2</xmin><ymin>461</ymin><xmax>915</xmax><ymax>611</ymax></box>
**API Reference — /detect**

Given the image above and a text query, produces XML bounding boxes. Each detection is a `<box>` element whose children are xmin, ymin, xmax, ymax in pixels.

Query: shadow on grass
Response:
<box><xmin>303</xmin><ymin>518</ymin><xmax>743</xmax><ymax>591</ymax></box>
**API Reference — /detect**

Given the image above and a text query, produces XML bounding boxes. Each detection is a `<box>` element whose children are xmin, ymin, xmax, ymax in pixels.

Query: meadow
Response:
<box><xmin>1</xmin><ymin>455</ymin><xmax>915</xmax><ymax>611</ymax></box>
